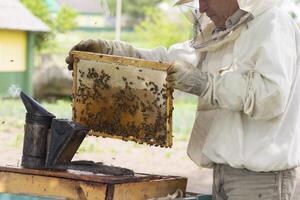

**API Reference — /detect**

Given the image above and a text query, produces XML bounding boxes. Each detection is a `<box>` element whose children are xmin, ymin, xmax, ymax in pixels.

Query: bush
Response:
<box><xmin>55</xmin><ymin>6</ymin><xmax>78</xmax><ymax>33</ymax></box>
<box><xmin>20</xmin><ymin>0</ymin><xmax>78</xmax><ymax>51</ymax></box>
<box><xmin>135</xmin><ymin>7</ymin><xmax>192</xmax><ymax>48</ymax></box>
<box><xmin>107</xmin><ymin>0</ymin><xmax>162</xmax><ymax>20</ymax></box>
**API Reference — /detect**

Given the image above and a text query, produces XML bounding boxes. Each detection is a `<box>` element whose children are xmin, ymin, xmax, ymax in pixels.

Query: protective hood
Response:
<box><xmin>175</xmin><ymin>0</ymin><xmax>282</xmax><ymax>17</ymax></box>
<box><xmin>173</xmin><ymin>0</ymin><xmax>193</xmax><ymax>6</ymax></box>
<box><xmin>175</xmin><ymin>0</ymin><xmax>283</xmax><ymax>51</ymax></box>
<box><xmin>238</xmin><ymin>0</ymin><xmax>282</xmax><ymax>17</ymax></box>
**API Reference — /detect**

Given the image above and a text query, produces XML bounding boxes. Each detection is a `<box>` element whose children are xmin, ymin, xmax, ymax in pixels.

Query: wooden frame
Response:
<box><xmin>0</xmin><ymin>166</ymin><xmax>187</xmax><ymax>200</ymax></box>
<box><xmin>71</xmin><ymin>51</ymin><xmax>173</xmax><ymax>147</ymax></box>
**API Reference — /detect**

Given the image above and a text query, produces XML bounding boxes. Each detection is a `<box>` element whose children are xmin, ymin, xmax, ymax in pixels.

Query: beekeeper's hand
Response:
<box><xmin>166</xmin><ymin>61</ymin><xmax>209</xmax><ymax>96</ymax></box>
<box><xmin>66</xmin><ymin>39</ymin><xmax>112</xmax><ymax>70</ymax></box>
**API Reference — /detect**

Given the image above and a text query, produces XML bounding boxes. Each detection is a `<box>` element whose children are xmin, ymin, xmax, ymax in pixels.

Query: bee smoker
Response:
<box><xmin>45</xmin><ymin>119</ymin><xmax>88</xmax><ymax>167</ymax></box>
<box><xmin>20</xmin><ymin>91</ymin><xmax>55</xmax><ymax>169</ymax></box>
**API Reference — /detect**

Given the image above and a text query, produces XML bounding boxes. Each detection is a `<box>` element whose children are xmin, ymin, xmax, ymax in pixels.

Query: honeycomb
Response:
<box><xmin>72</xmin><ymin>51</ymin><xmax>174</xmax><ymax>147</ymax></box>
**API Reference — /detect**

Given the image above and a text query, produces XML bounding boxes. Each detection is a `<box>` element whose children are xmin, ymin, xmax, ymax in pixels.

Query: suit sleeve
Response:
<box><xmin>108</xmin><ymin>40</ymin><xmax>199</xmax><ymax>66</ymax></box>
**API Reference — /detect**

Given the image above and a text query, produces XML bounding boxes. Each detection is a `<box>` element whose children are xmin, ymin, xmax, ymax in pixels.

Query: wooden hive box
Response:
<box><xmin>0</xmin><ymin>166</ymin><xmax>187</xmax><ymax>200</ymax></box>
<box><xmin>72</xmin><ymin>51</ymin><xmax>174</xmax><ymax>147</ymax></box>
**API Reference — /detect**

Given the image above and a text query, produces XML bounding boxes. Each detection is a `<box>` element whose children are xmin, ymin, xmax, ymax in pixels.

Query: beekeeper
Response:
<box><xmin>66</xmin><ymin>0</ymin><xmax>300</xmax><ymax>199</ymax></box>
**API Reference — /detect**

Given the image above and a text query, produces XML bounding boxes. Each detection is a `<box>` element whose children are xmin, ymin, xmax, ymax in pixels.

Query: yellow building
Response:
<box><xmin>0</xmin><ymin>0</ymin><xmax>49</xmax><ymax>96</ymax></box>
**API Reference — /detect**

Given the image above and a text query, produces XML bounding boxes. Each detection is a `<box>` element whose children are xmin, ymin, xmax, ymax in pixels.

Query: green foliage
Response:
<box><xmin>20</xmin><ymin>0</ymin><xmax>53</xmax><ymax>27</ymax></box>
<box><xmin>10</xmin><ymin>132</ymin><xmax>23</xmax><ymax>148</ymax></box>
<box><xmin>55</xmin><ymin>6</ymin><xmax>78</xmax><ymax>33</ymax></box>
<box><xmin>20</xmin><ymin>0</ymin><xmax>53</xmax><ymax>50</ymax></box>
<box><xmin>78</xmin><ymin>140</ymin><xmax>102</xmax><ymax>153</ymax></box>
<box><xmin>135</xmin><ymin>7</ymin><xmax>192</xmax><ymax>48</ymax></box>
<box><xmin>107</xmin><ymin>0</ymin><xmax>163</xmax><ymax>20</ymax></box>
<box><xmin>20</xmin><ymin>0</ymin><xmax>78</xmax><ymax>51</ymax></box>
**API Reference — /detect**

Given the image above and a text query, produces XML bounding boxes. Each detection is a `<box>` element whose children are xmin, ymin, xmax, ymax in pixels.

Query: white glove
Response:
<box><xmin>166</xmin><ymin>61</ymin><xmax>209</xmax><ymax>96</ymax></box>
<box><xmin>65</xmin><ymin>39</ymin><xmax>142</xmax><ymax>70</ymax></box>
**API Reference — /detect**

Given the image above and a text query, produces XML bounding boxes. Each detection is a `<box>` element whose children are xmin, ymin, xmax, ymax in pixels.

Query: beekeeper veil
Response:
<box><xmin>173</xmin><ymin>0</ymin><xmax>210</xmax><ymax>47</ymax></box>
<box><xmin>174</xmin><ymin>0</ymin><xmax>283</xmax><ymax>22</ymax></box>
<box><xmin>175</xmin><ymin>0</ymin><xmax>284</xmax><ymax>50</ymax></box>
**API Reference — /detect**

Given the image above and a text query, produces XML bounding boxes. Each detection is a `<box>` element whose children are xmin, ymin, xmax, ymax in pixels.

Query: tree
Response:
<box><xmin>107</xmin><ymin>0</ymin><xmax>163</xmax><ymax>20</ymax></box>
<box><xmin>135</xmin><ymin>7</ymin><xmax>192</xmax><ymax>48</ymax></box>
<box><xmin>55</xmin><ymin>6</ymin><xmax>78</xmax><ymax>33</ymax></box>
<box><xmin>20</xmin><ymin>0</ymin><xmax>78</xmax><ymax>50</ymax></box>
<box><xmin>21</xmin><ymin>0</ymin><xmax>53</xmax><ymax>27</ymax></box>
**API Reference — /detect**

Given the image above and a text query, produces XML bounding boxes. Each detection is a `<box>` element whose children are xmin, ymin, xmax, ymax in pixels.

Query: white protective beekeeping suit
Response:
<box><xmin>109</xmin><ymin>0</ymin><xmax>300</xmax><ymax>172</ymax></box>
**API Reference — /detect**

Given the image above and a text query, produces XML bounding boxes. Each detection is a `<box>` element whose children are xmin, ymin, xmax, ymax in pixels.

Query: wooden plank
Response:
<box><xmin>166</xmin><ymin>81</ymin><xmax>173</xmax><ymax>147</ymax></box>
<box><xmin>0</xmin><ymin>167</ymin><xmax>187</xmax><ymax>200</ymax></box>
<box><xmin>113</xmin><ymin>178</ymin><xmax>187</xmax><ymax>200</ymax></box>
<box><xmin>71</xmin><ymin>51</ymin><xmax>171</xmax><ymax>71</ymax></box>
<box><xmin>0</xmin><ymin>171</ymin><xmax>107</xmax><ymax>200</ymax></box>
<box><xmin>71</xmin><ymin>51</ymin><xmax>174</xmax><ymax>148</ymax></box>
<box><xmin>0</xmin><ymin>166</ymin><xmax>186</xmax><ymax>185</ymax></box>
<box><xmin>105</xmin><ymin>184</ymin><xmax>115</xmax><ymax>200</ymax></box>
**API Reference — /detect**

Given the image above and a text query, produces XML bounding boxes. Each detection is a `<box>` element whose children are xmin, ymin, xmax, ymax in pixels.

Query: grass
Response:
<box><xmin>0</xmin><ymin>98</ymin><xmax>72</xmax><ymax>119</ymax></box>
<box><xmin>78</xmin><ymin>140</ymin><xmax>103</xmax><ymax>153</ymax></box>
<box><xmin>173</xmin><ymin>97</ymin><xmax>198</xmax><ymax>140</ymax></box>
<box><xmin>164</xmin><ymin>152</ymin><xmax>172</xmax><ymax>159</ymax></box>
<box><xmin>10</xmin><ymin>132</ymin><xmax>23</xmax><ymax>148</ymax></box>
<box><xmin>0</xmin><ymin>96</ymin><xmax>198</xmax><ymax>151</ymax></box>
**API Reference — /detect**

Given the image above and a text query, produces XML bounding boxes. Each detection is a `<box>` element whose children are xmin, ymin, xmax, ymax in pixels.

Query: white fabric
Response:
<box><xmin>238</xmin><ymin>0</ymin><xmax>282</xmax><ymax>16</ymax></box>
<box><xmin>191</xmin><ymin>4</ymin><xmax>300</xmax><ymax>172</ymax></box>
<box><xmin>192</xmin><ymin>4</ymin><xmax>300</xmax><ymax>172</ymax></box>
<box><xmin>108</xmin><ymin>41</ymin><xmax>199</xmax><ymax>64</ymax></box>
<box><xmin>107</xmin><ymin>41</ymin><xmax>169</xmax><ymax>62</ymax></box>
<box><xmin>109</xmin><ymin>2</ymin><xmax>300</xmax><ymax>172</ymax></box>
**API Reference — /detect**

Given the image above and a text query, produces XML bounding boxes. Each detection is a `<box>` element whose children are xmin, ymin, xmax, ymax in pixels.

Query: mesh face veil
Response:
<box><xmin>174</xmin><ymin>0</ymin><xmax>205</xmax><ymax>48</ymax></box>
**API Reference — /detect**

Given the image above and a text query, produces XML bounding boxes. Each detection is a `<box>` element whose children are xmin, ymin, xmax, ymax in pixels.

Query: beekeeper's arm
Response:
<box><xmin>168</xmin><ymin>14</ymin><xmax>297</xmax><ymax>120</ymax></box>
<box><xmin>65</xmin><ymin>39</ymin><xmax>169</xmax><ymax>70</ymax></box>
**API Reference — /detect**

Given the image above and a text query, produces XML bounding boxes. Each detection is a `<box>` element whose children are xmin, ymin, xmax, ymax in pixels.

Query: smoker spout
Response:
<box><xmin>20</xmin><ymin>91</ymin><xmax>55</xmax><ymax>118</ymax></box>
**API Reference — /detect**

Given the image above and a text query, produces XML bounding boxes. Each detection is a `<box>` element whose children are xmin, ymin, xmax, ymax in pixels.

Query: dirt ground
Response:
<box><xmin>1</xmin><ymin>132</ymin><xmax>300</xmax><ymax>198</ymax></box>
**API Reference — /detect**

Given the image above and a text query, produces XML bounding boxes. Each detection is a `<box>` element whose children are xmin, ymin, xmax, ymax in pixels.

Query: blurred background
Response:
<box><xmin>0</xmin><ymin>0</ymin><xmax>299</xmax><ymax>194</ymax></box>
